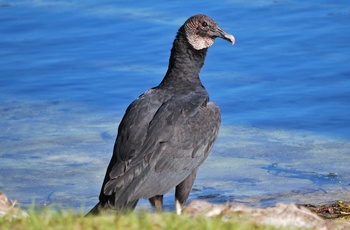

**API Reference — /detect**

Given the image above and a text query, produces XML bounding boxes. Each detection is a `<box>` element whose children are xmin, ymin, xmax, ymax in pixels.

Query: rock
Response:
<box><xmin>185</xmin><ymin>200</ymin><xmax>350</xmax><ymax>230</ymax></box>
<box><xmin>0</xmin><ymin>192</ymin><xmax>28</xmax><ymax>220</ymax></box>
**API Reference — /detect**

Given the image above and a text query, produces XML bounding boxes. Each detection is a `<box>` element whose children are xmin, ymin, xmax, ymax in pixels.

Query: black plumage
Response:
<box><xmin>88</xmin><ymin>14</ymin><xmax>235</xmax><ymax>215</ymax></box>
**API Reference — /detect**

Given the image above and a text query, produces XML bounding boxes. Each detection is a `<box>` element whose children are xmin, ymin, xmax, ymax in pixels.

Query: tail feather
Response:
<box><xmin>85</xmin><ymin>199</ymin><xmax>139</xmax><ymax>216</ymax></box>
<box><xmin>85</xmin><ymin>202</ymin><xmax>104</xmax><ymax>216</ymax></box>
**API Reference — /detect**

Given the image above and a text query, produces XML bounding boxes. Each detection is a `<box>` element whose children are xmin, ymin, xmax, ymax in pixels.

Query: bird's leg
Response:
<box><xmin>175</xmin><ymin>198</ymin><xmax>182</xmax><ymax>215</ymax></box>
<box><xmin>123</xmin><ymin>199</ymin><xmax>139</xmax><ymax>212</ymax></box>
<box><xmin>175</xmin><ymin>169</ymin><xmax>198</xmax><ymax>215</ymax></box>
<box><xmin>149</xmin><ymin>195</ymin><xmax>163</xmax><ymax>213</ymax></box>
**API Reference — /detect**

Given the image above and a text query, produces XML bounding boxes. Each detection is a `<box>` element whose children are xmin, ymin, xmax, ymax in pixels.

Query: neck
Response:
<box><xmin>159</xmin><ymin>26</ymin><xmax>208</xmax><ymax>89</ymax></box>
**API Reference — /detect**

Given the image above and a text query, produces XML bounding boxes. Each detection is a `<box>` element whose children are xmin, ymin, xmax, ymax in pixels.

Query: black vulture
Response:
<box><xmin>88</xmin><ymin>14</ymin><xmax>235</xmax><ymax>215</ymax></box>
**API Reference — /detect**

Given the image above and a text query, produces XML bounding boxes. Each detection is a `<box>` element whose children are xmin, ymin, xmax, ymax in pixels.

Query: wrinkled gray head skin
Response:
<box><xmin>184</xmin><ymin>14</ymin><xmax>235</xmax><ymax>50</ymax></box>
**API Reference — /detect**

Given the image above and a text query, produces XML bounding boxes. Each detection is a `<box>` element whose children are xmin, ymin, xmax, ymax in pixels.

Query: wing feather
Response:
<box><xmin>100</xmin><ymin>87</ymin><xmax>220</xmax><ymax>208</ymax></box>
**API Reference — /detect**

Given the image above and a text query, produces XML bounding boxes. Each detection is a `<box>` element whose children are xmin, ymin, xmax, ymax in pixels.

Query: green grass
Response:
<box><xmin>0</xmin><ymin>207</ymin><xmax>281</xmax><ymax>230</ymax></box>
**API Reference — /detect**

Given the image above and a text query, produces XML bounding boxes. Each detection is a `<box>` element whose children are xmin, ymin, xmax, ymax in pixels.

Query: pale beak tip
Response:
<box><xmin>225</xmin><ymin>34</ymin><xmax>235</xmax><ymax>45</ymax></box>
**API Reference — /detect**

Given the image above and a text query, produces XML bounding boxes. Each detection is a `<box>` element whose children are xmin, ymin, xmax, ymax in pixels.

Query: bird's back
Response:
<box><xmin>98</xmin><ymin>85</ymin><xmax>220</xmax><ymax>210</ymax></box>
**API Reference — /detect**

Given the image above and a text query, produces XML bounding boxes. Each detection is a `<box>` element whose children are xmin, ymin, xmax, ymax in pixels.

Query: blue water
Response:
<box><xmin>1</xmin><ymin>1</ymin><xmax>349</xmax><ymax>211</ymax></box>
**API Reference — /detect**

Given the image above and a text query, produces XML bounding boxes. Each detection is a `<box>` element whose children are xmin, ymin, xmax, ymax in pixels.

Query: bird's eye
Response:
<box><xmin>202</xmin><ymin>21</ymin><xmax>208</xmax><ymax>27</ymax></box>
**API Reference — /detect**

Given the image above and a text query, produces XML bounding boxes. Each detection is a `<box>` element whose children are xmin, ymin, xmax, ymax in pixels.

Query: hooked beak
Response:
<box><xmin>215</xmin><ymin>26</ymin><xmax>235</xmax><ymax>45</ymax></box>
